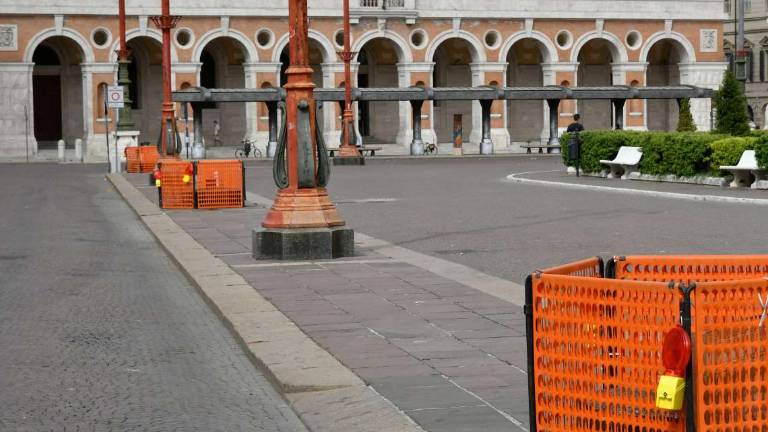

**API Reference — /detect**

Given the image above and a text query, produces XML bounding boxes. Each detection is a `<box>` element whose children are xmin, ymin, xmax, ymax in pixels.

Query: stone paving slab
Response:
<box><xmin>121</xmin><ymin>173</ymin><xmax>531</xmax><ymax>432</ymax></box>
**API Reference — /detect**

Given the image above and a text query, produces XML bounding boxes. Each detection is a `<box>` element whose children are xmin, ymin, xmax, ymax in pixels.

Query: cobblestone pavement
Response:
<box><xmin>0</xmin><ymin>164</ymin><xmax>307</xmax><ymax>432</ymax></box>
<box><xmin>127</xmin><ymin>174</ymin><xmax>531</xmax><ymax>432</ymax></box>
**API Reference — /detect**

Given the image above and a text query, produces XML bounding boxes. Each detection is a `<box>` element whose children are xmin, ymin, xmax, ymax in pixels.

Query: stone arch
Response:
<box><xmin>569</xmin><ymin>30</ymin><xmax>628</xmax><ymax>64</ymax></box>
<box><xmin>24</xmin><ymin>27</ymin><xmax>94</xmax><ymax>63</ymax></box>
<box><xmin>192</xmin><ymin>29</ymin><xmax>258</xmax><ymax>63</ymax></box>
<box><xmin>425</xmin><ymin>30</ymin><xmax>486</xmax><ymax>63</ymax></box>
<box><xmin>499</xmin><ymin>31</ymin><xmax>558</xmax><ymax>64</ymax></box>
<box><xmin>639</xmin><ymin>32</ymin><xmax>696</xmax><ymax>64</ymax></box>
<box><xmin>352</xmin><ymin>30</ymin><xmax>413</xmax><ymax>63</ymax></box>
<box><xmin>108</xmin><ymin>28</ymin><xmax>178</xmax><ymax>63</ymax></box>
<box><xmin>271</xmin><ymin>30</ymin><xmax>335</xmax><ymax>63</ymax></box>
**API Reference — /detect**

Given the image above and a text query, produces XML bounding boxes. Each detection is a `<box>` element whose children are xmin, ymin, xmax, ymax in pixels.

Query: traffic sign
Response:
<box><xmin>107</xmin><ymin>85</ymin><xmax>124</xmax><ymax>108</ymax></box>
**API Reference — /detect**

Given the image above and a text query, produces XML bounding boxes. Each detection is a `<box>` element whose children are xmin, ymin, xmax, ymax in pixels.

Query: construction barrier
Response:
<box><xmin>526</xmin><ymin>255</ymin><xmax>768</xmax><ymax>432</ymax></box>
<box><xmin>125</xmin><ymin>146</ymin><xmax>160</xmax><ymax>173</ymax></box>
<box><xmin>196</xmin><ymin>160</ymin><xmax>245</xmax><ymax>209</ymax></box>
<box><xmin>157</xmin><ymin>159</ymin><xmax>244</xmax><ymax>210</ymax></box>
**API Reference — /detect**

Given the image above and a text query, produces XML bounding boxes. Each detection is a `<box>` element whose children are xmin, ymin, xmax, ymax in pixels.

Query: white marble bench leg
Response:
<box><xmin>730</xmin><ymin>170</ymin><xmax>751</xmax><ymax>188</ymax></box>
<box><xmin>620</xmin><ymin>165</ymin><xmax>637</xmax><ymax>180</ymax></box>
<box><xmin>751</xmin><ymin>170</ymin><xmax>766</xmax><ymax>189</ymax></box>
<box><xmin>606</xmin><ymin>164</ymin><xmax>622</xmax><ymax>179</ymax></box>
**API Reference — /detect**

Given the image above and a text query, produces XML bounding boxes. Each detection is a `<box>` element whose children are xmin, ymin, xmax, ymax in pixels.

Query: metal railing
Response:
<box><xmin>359</xmin><ymin>0</ymin><xmax>405</xmax><ymax>8</ymax></box>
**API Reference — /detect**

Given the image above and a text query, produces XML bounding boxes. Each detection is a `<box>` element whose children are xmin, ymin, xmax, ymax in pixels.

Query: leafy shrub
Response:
<box><xmin>708</xmin><ymin>137</ymin><xmax>757</xmax><ymax>175</ymax></box>
<box><xmin>560</xmin><ymin>130</ymin><xmax>725</xmax><ymax>177</ymax></box>
<box><xmin>754</xmin><ymin>136</ymin><xmax>768</xmax><ymax>170</ymax></box>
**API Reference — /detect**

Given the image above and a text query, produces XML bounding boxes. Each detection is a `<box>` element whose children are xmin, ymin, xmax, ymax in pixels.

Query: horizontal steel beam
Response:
<box><xmin>174</xmin><ymin>85</ymin><xmax>714</xmax><ymax>104</ymax></box>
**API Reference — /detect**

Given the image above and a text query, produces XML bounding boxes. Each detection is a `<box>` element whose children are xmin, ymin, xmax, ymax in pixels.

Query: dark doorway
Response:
<box><xmin>33</xmin><ymin>75</ymin><xmax>62</xmax><ymax>144</ymax></box>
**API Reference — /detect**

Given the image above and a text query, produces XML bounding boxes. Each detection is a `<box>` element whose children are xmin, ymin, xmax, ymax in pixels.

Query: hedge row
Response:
<box><xmin>558</xmin><ymin>130</ymin><xmax>768</xmax><ymax>177</ymax></box>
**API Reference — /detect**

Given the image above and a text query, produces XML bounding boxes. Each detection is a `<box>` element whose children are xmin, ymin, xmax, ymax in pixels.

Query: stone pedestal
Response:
<box><xmin>114</xmin><ymin>130</ymin><xmax>140</xmax><ymax>173</ymax></box>
<box><xmin>253</xmin><ymin>227</ymin><xmax>354</xmax><ymax>260</ymax></box>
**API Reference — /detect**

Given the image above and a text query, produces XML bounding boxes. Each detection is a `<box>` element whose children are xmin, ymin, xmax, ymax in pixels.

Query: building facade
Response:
<box><xmin>723</xmin><ymin>0</ymin><xmax>768</xmax><ymax>128</ymax></box>
<box><xmin>0</xmin><ymin>0</ymin><xmax>727</xmax><ymax>160</ymax></box>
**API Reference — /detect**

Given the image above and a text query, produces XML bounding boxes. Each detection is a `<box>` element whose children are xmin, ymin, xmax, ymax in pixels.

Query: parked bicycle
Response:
<box><xmin>423</xmin><ymin>143</ymin><xmax>438</xmax><ymax>155</ymax></box>
<box><xmin>235</xmin><ymin>139</ymin><xmax>263</xmax><ymax>159</ymax></box>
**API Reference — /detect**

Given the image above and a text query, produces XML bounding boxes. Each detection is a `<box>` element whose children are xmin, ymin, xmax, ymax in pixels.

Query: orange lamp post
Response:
<box><xmin>333</xmin><ymin>0</ymin><xmax>364</xmax><ymax>165</ymax></box>
<box><xmin>151</xmin><ymin>0</ymin><xmax>180</xmax><ymax>156</ymax></box>
<box><xmin>253</xmin><ymin>0</ymin><xmax>354</xmax><ymax>260</ymax></box>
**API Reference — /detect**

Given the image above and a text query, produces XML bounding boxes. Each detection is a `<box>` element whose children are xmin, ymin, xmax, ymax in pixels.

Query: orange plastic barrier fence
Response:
<box><xmin>158</xmin><ymin>160</ymin><xmax>194</xmax><ymax>209</ymax></box>
<box><xmin>195</xmin><ymin>160</ymin><xmax>245</xmax><ymax>209</ymax></box>
<box><xmin>609</xmin><ymin>256</ymin><xmax>768</xmax><ymax>283</ymax></box>
<box><xmin>693</xmin><ymin>278</ymin><xmax>768</xmax><ymax>432</ymax></box>
<box><xmin>527</xmin><ymin>255</ymin><xmax>768</xmax><ymax>432</ymax></box>
<box><xmin>528</xmin><ymin>273</ymin><xmax>684</xmax><ymax>432</ymax></box>
<box><xmin>125</xmin><ymin>146</ymin><xmax>160</xmax><ymax>173</ymax></box>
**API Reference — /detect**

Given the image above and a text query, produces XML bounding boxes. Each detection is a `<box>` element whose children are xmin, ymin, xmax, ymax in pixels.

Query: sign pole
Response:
<box><xmin>24</xmin><ymin>104</ymin><xmax>29</xmax><ymax>163</ymax></box>
<box><xmin>104</xmin><ymin>100</ymin><xmax>111</xmax><ymax>173</ymax></box>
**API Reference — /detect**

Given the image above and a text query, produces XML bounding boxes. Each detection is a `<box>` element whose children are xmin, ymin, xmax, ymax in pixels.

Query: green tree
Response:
<box><xmin>676</xmin><ymin>98</ymin><xmax>697</xmax><ymax>132</ymax></box>
<box><xmin>714</xmin><ymin>70</ymin><xmax>750</xmax><ymax>136</ymax></box>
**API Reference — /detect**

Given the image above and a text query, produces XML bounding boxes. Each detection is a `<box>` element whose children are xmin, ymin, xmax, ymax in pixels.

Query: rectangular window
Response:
<box><xmin>725</xmin><ymin>0</ymin><xmax>731</xmax><ymax>13</ymax></box>
<box><xmin>746</xmin><ymin>0</ymin><xmax>752</xmax><ymax>12</ymax></box>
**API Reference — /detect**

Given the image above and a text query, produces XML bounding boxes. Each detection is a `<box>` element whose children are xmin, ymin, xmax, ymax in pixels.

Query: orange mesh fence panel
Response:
<box><xmin>159</xmin><ymin>160</ymin><xmax>194</xmax><ymax>209</ymax></box>
<box><xmin>195</xmin><ymin>160</ymin><xmax>244</xmax><ymax>209</ymax></box>
<box><xmin>693</xmin><ymin>278</ymin><xmax>768</xmax><ymax>432</ymax></box>
<box><xmin>610</xmin><ymin>256</ymin><xmax>768</xmax><ymax>283</ymax></box>
<box><xmin>530</xmin><ymin>273</ymin><xmax>685</xmax><ymax>432</ymax></box>
<box><xmin>125</xmin><ymin>147</ymin><xmax>141</xmax><ymax>173</ymax></box>
<box><xmin>540</xmin><ymin>256</ymin><xmax>604</xmax><ymax>278</ymax></box>
<box><xmin>139</xmin><ymin>146</ymin><xmax>160</xmax><ymax>172</ymax></box>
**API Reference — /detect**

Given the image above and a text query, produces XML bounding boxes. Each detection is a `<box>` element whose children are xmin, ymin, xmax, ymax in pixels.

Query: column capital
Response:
<box><xmin>172</xmin><ymin>62</ymin><xmax>202</xmax><ymax>74</ymax></box>
<box><xmin>80</xmin><ymin>62</ymin><xmax>118</xmax><ymax>74</ymax></box>
<box><xmin>243</xmin><ymin>62</ymin><xmax>282</xmax><ymax>74</ymax></box>
<box><xmin>469</xmin><ymin>62</ymin><xmax>507</xmax><ymax>73</ymax></box>
<box><xmin>611</xmin><ymin>62</ymin><xmax>648</xmax><ymax>73</ymax></box>
<box><xmin>541</xmin><ymin>62</ymin><xmax>579</xmax><ymax>73</ymax></box>
<box><xmin>396</xmin><ymin>62</ymin><xmax>435</xmax><ymax>73</ymax></box>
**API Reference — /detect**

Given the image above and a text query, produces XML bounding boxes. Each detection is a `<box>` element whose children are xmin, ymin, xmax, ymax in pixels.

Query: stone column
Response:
<box><xmin>398</xmin><ymin>62</ymin><xmax>435</xmax><ymax>148</ymax></box>
<box><xmin>679</xmin><ymin>62</ymin><xmax>729</xmax><ymax>132</ymax></box>
<box><xmin>245</xmin><ymin>62</ymin><xmax>281</xmax><ymax>153</ymax></box>
<box><xmin>468</xmin><ymin>63</ymin><xmax>486</xmax><ymax>145</ymax></box>
<box><xmin>472</xmin><ymin>62</ymin><xmax>509</xmax><ymax>148</ymax></box>
<box><xmin>242</xmin><ymin>62</ymin><xmax>259</xmax><ymax>144</ymax></box>
<box><xmin>171</xmin><ymin>62</ymin><xmax>201</xmax><ymax>155</ymax></box>
<box><xmin>612</xmin><ymin>63</ymin><xmax>647</xmax><ymax>131</ymax></box>
<box><xmin>0</xmin><ymin>62</ymin><xmax>35</xmax><ymax>158</ymax></box>
<box><xmin>322</xmin><ymin>62</ymin><xmax>349</xmax><ymax>147</ymax></box>
<box><xmin>82</xmin><ymin>63</ymin><xmax>118</xmax><ymax>162</ymax></box>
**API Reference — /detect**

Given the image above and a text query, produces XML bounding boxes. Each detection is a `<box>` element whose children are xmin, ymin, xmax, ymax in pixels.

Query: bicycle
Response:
<box><xmin>235</xmin><ymin>139</ymin><xmax>263</xmax><ymax>159</ymax></box>
<box><xmin>423</xmin><ymin>143</ymin><xmax>438</xmax><ymax>155</ymax></box>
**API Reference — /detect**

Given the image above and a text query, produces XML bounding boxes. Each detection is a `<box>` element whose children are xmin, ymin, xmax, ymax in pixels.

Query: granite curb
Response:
<box><xmin>107</xmin><ymin>173</ymin><xmax>423</xmax><ymax>432</ymax></box>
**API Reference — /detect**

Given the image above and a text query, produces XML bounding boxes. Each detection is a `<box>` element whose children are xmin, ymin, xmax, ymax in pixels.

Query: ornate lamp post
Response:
<box><xmin>253</xmin><ymin>0</ymin><xmax>354</xmax><ymax>260</ymax></box>
<box><xmin>116</xmin><ymin>0</ymin><xmax>134</xmax><ymax>131</ymax></box>
<box><xmin>334</xmin><ymin>0</ymin><xmax>364</xmax><ymax>165</ymax></box>
<box><xmin>151</xmin><ymin>0</ymin><xmax>180</xmax><ymax>156</ymax></box>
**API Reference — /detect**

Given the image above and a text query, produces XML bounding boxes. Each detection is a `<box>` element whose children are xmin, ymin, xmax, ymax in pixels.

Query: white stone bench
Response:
<box><xmin>600</xmin><ymin>146</ymin><xmax>643</xmax><ymax>179</ymax></box>
<box><xmin>720</xmin><ymin>150</ymin><xmax>766</xmax><ymax>188</ymax></box>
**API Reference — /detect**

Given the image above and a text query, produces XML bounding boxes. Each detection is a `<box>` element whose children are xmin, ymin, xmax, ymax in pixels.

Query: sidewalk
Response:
<box><xmin>122</xmin><ymin>173</ymin><xmax>530</xmax><ymax>432</ymax></box>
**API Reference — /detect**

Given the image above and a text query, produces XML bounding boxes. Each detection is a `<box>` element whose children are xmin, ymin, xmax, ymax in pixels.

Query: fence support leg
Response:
<box><xmin>479</xmin><ymin>99</ymin><xmax>493</xmax><ymax>155</ymax></box>
<box><xmin>613</xmin><ymin>98</ymin><xmax>626</xmax><ymax>130</ymax></box>
<box><xmin>266</xmin><ymin>101</ymin><xmax>278</xmax><ymax>158</ymax></box>
<box><xmin>410</xmin><ymin>99</ymin><xmax>425</xmax><ymax>155</ymax></box>
<box><xmin>547</xmin><ymin>99</ymin><xmax>560</xmax><ymax>153</ymax></box>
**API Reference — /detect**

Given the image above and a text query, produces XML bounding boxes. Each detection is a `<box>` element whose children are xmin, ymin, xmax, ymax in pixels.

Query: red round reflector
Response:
<box><xmin>662</xmin><ymin>325</ymin><xmax>691</xmax><ymax>376</ymax></box>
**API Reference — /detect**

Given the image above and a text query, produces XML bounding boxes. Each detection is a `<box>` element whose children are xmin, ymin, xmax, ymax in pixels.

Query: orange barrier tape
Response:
<box><xmin>693</xmin><ymin>278</ymin><xmax>768</xmax><ymax>432</ymax></box>
<box><xmin>611</xmin><ymin>256</ymin><xmax>768</xmax><ymax>283</ymax></box>
<box><xmin>195</xmin><ymin>160</ymin><xmax>244</xmax><ymax>209</ymax></box>
<box><xmin>125</xmin><ymin>147</ymin><xmax>141</xmax><ymax>173</ymax></box>
<box><xmin>530</xmin><ymin>273</ymin><xmax>684</xmax><ymax>432</ymax></box>
<box><xmin>158</xmin><ymin>160</ymin><xmax>194</xmax><ymax>209</ymax></box>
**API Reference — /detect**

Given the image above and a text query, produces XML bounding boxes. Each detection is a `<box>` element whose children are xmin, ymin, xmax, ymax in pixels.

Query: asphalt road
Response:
<box><xmin>247</xmin><ymin>155</ymin><xmax>768</xmax><ymax>284</ymax></box>
<box><xmin>0</xmin><ymin>164</ymin><xmax>307</xmax><ymax>432</ymax></box>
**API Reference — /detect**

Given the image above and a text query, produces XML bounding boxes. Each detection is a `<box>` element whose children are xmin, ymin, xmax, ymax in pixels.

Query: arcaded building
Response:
<box><xmin>0</xmin><ymin>0</ymin><xmax>726</xmax><ymax>160</ymax></box>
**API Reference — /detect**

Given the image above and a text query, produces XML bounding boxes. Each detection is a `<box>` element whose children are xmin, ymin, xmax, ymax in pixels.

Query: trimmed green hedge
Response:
<box><xmin>560</xmin><ymin>130</ymin><xmax>725</xmax><ymax>177</ymax></box>
<box><xmin>708</xmin><ymin>137</ymin><xmax>757</xmax><ymax>176</ymax></box>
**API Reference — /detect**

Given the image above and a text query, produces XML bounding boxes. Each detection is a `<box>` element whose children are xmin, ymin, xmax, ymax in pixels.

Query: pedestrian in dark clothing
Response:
<box><xmin>566</xmin><ymin>113</ymin><xmax>584</xmax><ymax>133</ymax></box>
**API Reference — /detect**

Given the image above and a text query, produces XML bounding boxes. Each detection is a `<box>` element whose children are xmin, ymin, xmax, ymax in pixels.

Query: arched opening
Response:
<box><xmin>432</xmin><ymin>38</ymin><xmax>475</xmax><ymax>143</ymax></box>
<box><xmin>357</xmin><ymin>38</ymin><xmax>401</xmax><ymax>144</ymax></box>
<box><xmin>646</xmin><ymin>39</ymin><xmax>686</xmax><ymax>131</ymax></box>
<box><xmin>32</xmin><ymin>37</ymin><xmax>85</xmax><ymax>150</ymax></box>
<box><xmin>199</xmin><ymin>37</ymin><xmax>248</xmax><ymax>146</ymax></box>
<box><xmin>576</xmin><ymin>39</ymin><xmax>615</xmax><ymax>130</ymax></box>
<box><xmin>506</xmin><ymin>39</ymin><xmax>545</xmax><ymax>143</ymax></box>
<box><xmin>126</xmin><ymin>36</ymin><xmax>162</xmax><ymax>144</ymax></box>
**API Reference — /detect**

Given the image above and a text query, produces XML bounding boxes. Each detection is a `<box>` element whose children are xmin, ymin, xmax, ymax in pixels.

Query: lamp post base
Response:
<box><xmin>253</xmin><ymin>227</ymin><xmax>355</xmax><ymax>260</ymax></box>
<box><xmin>333</xmin><ymin>155</ymin><xmax>365</xmax><ymax>166</ymax></box>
